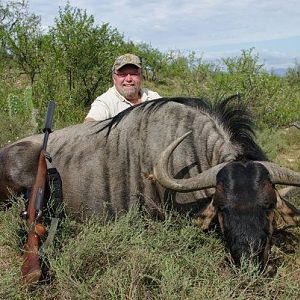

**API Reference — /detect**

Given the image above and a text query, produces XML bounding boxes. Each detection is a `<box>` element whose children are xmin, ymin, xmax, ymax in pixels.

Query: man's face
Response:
<box><xmin>112</xmin><ymin>65</ymin><xmax>142</xmax><ymax>101</ymax></box>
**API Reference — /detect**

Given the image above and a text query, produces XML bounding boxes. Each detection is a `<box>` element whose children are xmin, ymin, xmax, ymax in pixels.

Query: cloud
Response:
<box><xmin>88</xmin><ymin>0</ymin><xmax>300</xmax><ymax>48</ymax></box>
<box><xmin>28</xmin><ymin>0</ymin><xmax>300</xmax><ymax>47</ymax></box>
<box><xmin>26</xmin><ymin>0</ymin><xmax>300</xmax><ymax>69</ymax></box>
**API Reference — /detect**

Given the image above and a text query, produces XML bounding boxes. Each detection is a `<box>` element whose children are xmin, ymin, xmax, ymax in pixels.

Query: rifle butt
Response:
<box><xmin>21</xmin><ymin>224</ymin><xmax>46</xmax><ymax>285</ymax></box>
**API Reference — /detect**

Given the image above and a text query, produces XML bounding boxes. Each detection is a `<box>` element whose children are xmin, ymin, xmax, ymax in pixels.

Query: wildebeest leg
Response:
<box><xmin>276</xmin><ymin>191</ymin><xmax>300</xmax><ymax>225</ymax></box>
<box><xmin>0</xmin><ymin>141</ymin><xmax>41</xmax><ymax>201</ymax></box>
<box><xmin>193</xmin><ymin>200</ymin><xmax>217</xmax><ymax>230</ymax></box>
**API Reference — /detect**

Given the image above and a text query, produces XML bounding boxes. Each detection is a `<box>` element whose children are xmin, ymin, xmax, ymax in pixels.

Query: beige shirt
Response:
<box><xmin>85</xmin><ymin>86</ymin><xmax>161</xmax><ymax>121</ymax></box>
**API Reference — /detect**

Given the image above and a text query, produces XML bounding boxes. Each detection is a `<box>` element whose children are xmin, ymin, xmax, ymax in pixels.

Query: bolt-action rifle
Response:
<box><xmin>21</xmin><ymin>101</ymin><xmax>56</xmax><ymax>285</ymax></box>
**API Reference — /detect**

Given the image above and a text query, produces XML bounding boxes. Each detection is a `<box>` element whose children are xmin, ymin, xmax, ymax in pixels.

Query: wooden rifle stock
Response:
<box><xmin>21</xmin><ymin>151</ymin><xmax>47</xmax><ymax>284</ymax></box>
<box><xmin>21</xmin><ymin>101</ymin><xmax>56</xmax><ymax>285</ymax></box>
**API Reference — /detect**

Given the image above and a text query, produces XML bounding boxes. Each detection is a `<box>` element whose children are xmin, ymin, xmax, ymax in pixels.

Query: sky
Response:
<box><xmin>26</xmin><ymin>0</ymin><xmax>300</xmax><ymax>71</ymax></box>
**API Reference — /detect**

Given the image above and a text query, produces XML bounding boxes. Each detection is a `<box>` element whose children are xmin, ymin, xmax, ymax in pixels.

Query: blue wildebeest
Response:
<box><xmin>0</xmin><ymin>97</ymin><xmax>299</xmax><ymax>267</ymax></box>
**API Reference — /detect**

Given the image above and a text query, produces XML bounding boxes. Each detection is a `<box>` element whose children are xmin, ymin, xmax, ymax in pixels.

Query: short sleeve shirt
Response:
<box><xmin>85</xmin><ymin>86</ymin><xmax>161</xmax><ymax>121</ymax></box>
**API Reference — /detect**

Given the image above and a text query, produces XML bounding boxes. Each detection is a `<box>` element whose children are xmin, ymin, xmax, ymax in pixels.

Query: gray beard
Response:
<box><xmin>120</xmin><ymin>86</ymin><xmax>139</xmax><ymax>100</ymax></box>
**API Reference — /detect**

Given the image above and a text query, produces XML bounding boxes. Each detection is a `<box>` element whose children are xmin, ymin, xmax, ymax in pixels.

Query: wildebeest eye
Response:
<box><xmin>217</xmin><ymin>205</ymin><xmax>227</xmax><ymax>213</ymax></box>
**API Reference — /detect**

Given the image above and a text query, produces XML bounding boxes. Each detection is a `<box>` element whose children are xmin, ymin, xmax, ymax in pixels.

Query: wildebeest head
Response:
<box><xmin>213</xmin><ymin>161</ymin><xmax>276</xmax><ymax>266</ymax></box>
<box><xmin>153</xmin><ymin>131</ymin><xmax>300</xmax><ymax>268</ymax></box>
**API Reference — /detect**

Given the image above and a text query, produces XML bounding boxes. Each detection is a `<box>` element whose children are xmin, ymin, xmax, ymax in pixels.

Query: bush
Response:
<box><xmin>203</xmin><ymin>49</ymin><xmax>299</xmax><ymax>127</ymax></box>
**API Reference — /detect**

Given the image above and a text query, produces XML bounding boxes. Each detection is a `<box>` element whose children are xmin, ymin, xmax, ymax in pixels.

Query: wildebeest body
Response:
<box><xmin>1</xmin><ymin>97</ymin><xmax>299</xmax><ymax>267</ymax></box>
<box><xmin>6</xmin><ymin>98</ymin><xmax>254</xmax><ymax>219</ymax></box>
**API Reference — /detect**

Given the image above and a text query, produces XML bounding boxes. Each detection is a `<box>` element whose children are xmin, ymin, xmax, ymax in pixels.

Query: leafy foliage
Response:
<box><xmin>286</xmin><ymin>61</ymin><xmax>300</xmax><ymax>89</ymax></box>
<box><xmin>0</xmin><ymin>0</ymin><xmax>43</xmax><ymax>84</ymax></box>
<box><xmin>47</xmin><ymin>4</ymin><xmax>125</xmax><ymax>106</ymax></box>
<box><xmin>202</xmin><ymin>49</ymin><xmax>299</xmax><ymax>127</ymax></box>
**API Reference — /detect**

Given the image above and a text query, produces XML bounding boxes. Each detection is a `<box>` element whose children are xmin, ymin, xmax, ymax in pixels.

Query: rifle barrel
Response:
<box><xmin>42</xmin><ymin>101</ymin><xmax>56</xmax><ymax>150</ymax></box>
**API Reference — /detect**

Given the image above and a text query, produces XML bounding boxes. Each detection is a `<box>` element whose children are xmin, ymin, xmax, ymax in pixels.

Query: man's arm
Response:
<box><xmin>84</xmin><ymin>99</ymin><xmax>111</xmax><ymax>122</ymax></box>
<box><xmin>84</xmin><ymin>117</ymin><xmax>97</xmax><ymax>122</ymax></box>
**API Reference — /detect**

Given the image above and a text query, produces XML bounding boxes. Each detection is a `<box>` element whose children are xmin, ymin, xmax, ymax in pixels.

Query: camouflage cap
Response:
<box><xmin>112</xmin><ymin>53</ymin><xmax>142</xmax><ymax>71</ymax></box>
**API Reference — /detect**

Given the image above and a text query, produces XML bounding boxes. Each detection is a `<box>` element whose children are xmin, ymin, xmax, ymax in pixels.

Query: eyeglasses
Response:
<box><xmin>113</xmin><ymin>72</ymin><xmax>141</xmax><ymax>78</ymax></box>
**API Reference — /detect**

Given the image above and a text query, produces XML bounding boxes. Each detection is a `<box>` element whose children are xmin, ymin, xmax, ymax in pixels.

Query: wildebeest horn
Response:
<box><xmin>256</xmin><ymin>161</ymin><xmax>300</xmax><ymax>186</ymax></box>
<box><xmin>153</xmin><ymin>131</ymin><xmax>228</xmax><ymax>192</ymax></box>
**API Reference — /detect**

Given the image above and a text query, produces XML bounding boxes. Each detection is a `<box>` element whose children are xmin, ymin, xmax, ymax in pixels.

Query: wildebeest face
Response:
<box><xmin>214</xmin><ymin>161</ymin><xmax>277</xmax><ymax>267</ymax></box>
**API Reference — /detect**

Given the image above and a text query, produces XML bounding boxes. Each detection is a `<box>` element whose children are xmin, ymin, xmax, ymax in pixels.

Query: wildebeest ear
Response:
<box><xmin>275</xmin><ymin>190</ymin><xmax>300</xmax><ymax>226</ymax></box>
<box><xmin>193</xmin><ymin>200</ymin><xmax>217</xmax><ymax>230</ymax></box>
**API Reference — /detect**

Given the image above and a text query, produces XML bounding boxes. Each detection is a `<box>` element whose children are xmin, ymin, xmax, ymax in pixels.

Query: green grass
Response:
<box><xmin>1</xmin><ymin>198</ymin><xmax>300</xmax><ymax>300</ymax></box>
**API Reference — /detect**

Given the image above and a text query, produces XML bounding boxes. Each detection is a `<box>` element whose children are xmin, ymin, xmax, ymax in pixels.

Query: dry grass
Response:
<box><xmin>276</xmin><ymin>127</ymin><xmax>300</xmax><ymax>170</ymax></box>
<box><xmin>0</xmin><ymin>195</ymin><xmax>300</xmax><ymax>299</ymax></box>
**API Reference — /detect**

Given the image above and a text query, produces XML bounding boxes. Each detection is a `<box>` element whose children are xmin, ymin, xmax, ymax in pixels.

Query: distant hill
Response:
<box><xmin>269</xmin><ymin>68</ymin><xmax>288</xmax><ymax>76</ymax></box>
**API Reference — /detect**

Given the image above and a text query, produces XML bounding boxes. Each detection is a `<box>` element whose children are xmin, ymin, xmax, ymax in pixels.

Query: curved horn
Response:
<box><xmin>153</xmin><ymin>131</ymin><xmax>229</xmax><ymax>192</ymax></box>
<box><xmin>256</xmin><ymin>161</ymin><xmax>300</xmax><ymax>186</ymax></box>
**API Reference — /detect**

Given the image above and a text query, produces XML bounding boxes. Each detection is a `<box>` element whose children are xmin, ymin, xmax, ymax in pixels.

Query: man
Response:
<box><xmin>84</xmin><ymin>53</ymin><xmax>161</xmax><ymax>122</ymax></box>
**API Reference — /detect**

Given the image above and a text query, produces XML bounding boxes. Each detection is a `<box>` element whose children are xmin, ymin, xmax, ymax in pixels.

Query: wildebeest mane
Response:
<box><xmin>96</xmin><ymin>95</ymin><xmax>267</xmax><ymax>161</ymax></box>
<box><xmin>95</xmin><ymin>97</ymin><xmax>212</xmax><ymax>136</ymax></box>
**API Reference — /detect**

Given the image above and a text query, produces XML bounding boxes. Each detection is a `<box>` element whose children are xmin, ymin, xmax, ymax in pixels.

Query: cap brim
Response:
<box><xmin>115</xmin><ymin>63</ymin><xmax>142</xmax><ymax>70</ymax></box>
